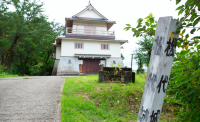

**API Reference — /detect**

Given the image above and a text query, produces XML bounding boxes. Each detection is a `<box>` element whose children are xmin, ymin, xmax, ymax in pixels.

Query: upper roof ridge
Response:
<box><xmin>72</xmin><ymin>1</ymin><xmax>108</xmax><ymax>20</ymax></box>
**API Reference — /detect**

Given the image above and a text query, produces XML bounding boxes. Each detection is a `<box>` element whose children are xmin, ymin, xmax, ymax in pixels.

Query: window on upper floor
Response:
<box><xmin>75</xmin><ymin>42</ymin><xmax>84</xmax><ymax>49</ymax></box>
<box><xmin>101</xmin><ymin>44</ymin><xmax>109</xmax><ymax>50</ymax></box>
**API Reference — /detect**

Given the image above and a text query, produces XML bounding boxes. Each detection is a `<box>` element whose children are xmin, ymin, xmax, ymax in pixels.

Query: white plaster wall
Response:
<box><xmin>73</xmin><ymin>21</ymin><xmax>107</xmax><ymax>26</ymax></box>
<box><xmin>77</xmin><ymin>10</ymin><xmax>102</xmax><ymax>19</ymax></box>
<box><xmin>72</xmin><ymin>25</ymin><xmax>84</xmax><ymax>34</ymax></box>
<box><xmin>56</xmin><ymin>47</ymin><xmax>61</xmax><ymax>59</ymax></box>
<box><xmin>61</xmin><ymin>39</ymin><xmax>121</xmax><ymax>57</ymax></box>
<box><xmin>96</xmin><ymin>27</ymin><xmax>107</xmax><ymax>31</ymax></box>
<box><xmin>106</xmin><ymin>58</ymin><xmax>124</xmax><ymax>67</ymax></box>
<box><xmin>100</xmin><ymin>60</ymin><xmax>105</xmax><ymax>66</ymax></box>
<box><xmin>96</xmin><ymin>27</ymin><xmax>107</xmax><ymax>35</ymax></box>
<box><xmin>79</xmin><ymin>60</ymin><xmax>83</xmax><ymax>64</ymax></box>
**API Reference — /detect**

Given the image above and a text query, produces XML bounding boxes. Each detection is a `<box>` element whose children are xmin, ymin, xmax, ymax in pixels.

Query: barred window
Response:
<box><xmin>75</xmin><ymin>43</ymin><xmax>84</xmax><ymax>49</ymax></box>
<box><xmin>101</xmin><ymin>44</ymin><xmax>109</xmax><ymax>50</ymax></box>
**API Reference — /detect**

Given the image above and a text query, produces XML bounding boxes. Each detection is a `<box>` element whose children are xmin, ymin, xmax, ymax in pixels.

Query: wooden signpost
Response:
<box><xmin>137</xmin><ymin>17</ymin><xmax>181</xmax><ymax>122</ymax></box>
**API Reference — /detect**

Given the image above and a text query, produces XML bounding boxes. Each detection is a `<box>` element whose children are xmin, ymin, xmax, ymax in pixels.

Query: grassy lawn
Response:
<box><xmin>61</xmin><ymin>74</ymin><xmax>176</xmax><ymax>122</ymax></box>
<box><xmin>0</xmin><ymin>72</ymin><xmax>18</xmax><ymax>78</ymax></box>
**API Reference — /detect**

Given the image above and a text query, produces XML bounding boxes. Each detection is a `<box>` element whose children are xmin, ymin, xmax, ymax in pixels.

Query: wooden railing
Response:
<box><xmin>66</xmin><ymin>27</ymin><xmax>115</xmax><ymax>36</ymax></box>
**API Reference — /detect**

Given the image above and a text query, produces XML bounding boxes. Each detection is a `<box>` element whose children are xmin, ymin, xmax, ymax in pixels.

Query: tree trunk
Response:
<box><xmin>44</xmin><ymin>63</ymin><xmax>47</xmax><ymax>76</ymax></box>
<box><xmin>44</xmin><ymin>51</ymin><xmax>51</xmax><ymax>76</ymax></box>
<box><xmin>5</xmin><ymin>34</ymin><xmax>22</xmax><ymax>67</ymax></box>
<box><xmin>20</xmin><ymin>53</ymin><xmax>29</xmax><ymax>76</ymax></box>
<box><xmin>20</xmin><ymin>54</ymin><xmax>23</xmax><ymax>75</ymax></box>
<box><xmin>4</xmin><ymin>54</ymin><xmax>6</xmax><ymax>67</ymax></box>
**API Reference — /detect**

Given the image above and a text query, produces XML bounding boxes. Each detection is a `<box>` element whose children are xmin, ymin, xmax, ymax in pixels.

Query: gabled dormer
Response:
<box><xmin>65</xmin><ymin>1</ymin><xmax>116</xmax><ymax>40</ymax></box>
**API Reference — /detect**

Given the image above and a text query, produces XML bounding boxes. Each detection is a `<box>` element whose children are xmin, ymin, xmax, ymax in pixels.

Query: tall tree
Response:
<box><xmin>132</xmin><ymin>49</ymin><xmax>144</xmax><ymax>73</ymax></box>
<box><xmin>0</xmin><ymin>0</ymin><xmax>63</xmax><ymax>75</ymax></box>
<box><xmin>136</xmin><ymin>35</ymin><xmax>153</xmax><ymax>67</ymax></box>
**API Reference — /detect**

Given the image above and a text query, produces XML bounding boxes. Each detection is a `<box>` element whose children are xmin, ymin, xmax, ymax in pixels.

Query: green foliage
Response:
<box><xmin>121</xmin><ymin>53</ymin><xmax>125</xmax><ymax>60</ymax></box>
<box><xmin>114</xmin><ymin>67</ymin><xmax>118</xmax><ymax>75</ymax></box>
<box><xmin>29</xmin><ymin>63</ymin><xmax>43</xmax><ymax>76</ymax></box>
<box><xmin>0</xmin><ymin>64</ymin><xmax>18</xmax><ymax>78</ymax></box>
<box><xmin>0</xmin><ymin>65</ymin><xmax>3</xmax><ymax>73</ymax></box>
<box><xmin>169</xmin><ymin>4</ymin><xmax>200</xmax><ymax>120</ymax></box>
<box><xmin>118</xmin><ymin>63</ymin><xmax>121</xmax><ymax>70</ymax></box>
<box><xmin>168</xmin><ymin>46</ymin><xmax>200</xmax><ymax>121</ymax></box>
<box><xmin>0</xmin><ymin>72</ymin><xmax>18</xmax><ymax>78</ymax></box>
<box><xmin>136</xmin><ymin>68</ymin><xmax>145</xmax><ymax>74</ymax></box>
<box><xmin>124</xmin><ymin>13</ymin><xmax>157</xmax><ymax>37</ymax></box>
<box><xmin>136</xmin><ymin>35</ymin><xmax>153</xmax><ymax>67</ymax></box>
<box><xmin>0</xmin><ymin>0</ymin><xmax>63</xmax><ymax>76</ymax></box>
<box><xmin>132</xmin><ymin>35</ymin><xmax>153</xmax><ymax>74</ymax></box>
<box><xmin>133</xmin><ymin>50</ymin><xmax>144</xmax><ymax>74</ymax></box>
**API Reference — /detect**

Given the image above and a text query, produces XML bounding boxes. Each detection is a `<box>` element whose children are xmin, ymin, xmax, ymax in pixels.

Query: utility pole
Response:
<box><xmin>131</xmin><ymin>54</ymin><xmax>133</xmax><ymax>83</ymax></box>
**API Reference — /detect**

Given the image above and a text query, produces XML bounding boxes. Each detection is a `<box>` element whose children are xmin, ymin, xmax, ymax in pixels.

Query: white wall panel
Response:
<box><xmin>56</xmin><ymin>47</ymin><xmax>61</xmax><ymax>59</ymax></box>
<box><xmin>73</xmin><ymin>21</ymin><xmax>107</xmax><ymax>26</ymax></box>
<box><xmin>61</xmin><ymin>39</ymin><xmax>121</xmax><ymax>57</ymax></box>
<box><xmin>77</xmin><ymin>10</ymin><xmax>102</xmax><ymax>19</ymax></box>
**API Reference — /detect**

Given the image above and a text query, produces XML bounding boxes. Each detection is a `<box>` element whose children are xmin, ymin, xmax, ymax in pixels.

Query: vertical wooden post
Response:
<box><xmin>137</xmin><ymin>17</ymin><xmax>181</xmax><ymax>122</ymax></box>
<box><xmin>131</xmin><ymin>54</ymin><xmax>133</xmax><ymax>83</ymax></box>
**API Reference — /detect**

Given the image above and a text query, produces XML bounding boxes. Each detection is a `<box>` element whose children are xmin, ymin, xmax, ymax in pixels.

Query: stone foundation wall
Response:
<box><xmin>52</xmin><ymin>59</ymin><xmax>60</xmax><ymax>75</ymax></box>
<box><xmin>57</xmin><ymin>57</ymin><xmax>80</xmax><ymax>75</ymax></box>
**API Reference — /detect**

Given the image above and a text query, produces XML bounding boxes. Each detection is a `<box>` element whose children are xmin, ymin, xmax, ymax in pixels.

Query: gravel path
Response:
<box><xmin>0</xmin><ymin>76</ymin><xmax>66</xmax><ymax>122</ymax></box>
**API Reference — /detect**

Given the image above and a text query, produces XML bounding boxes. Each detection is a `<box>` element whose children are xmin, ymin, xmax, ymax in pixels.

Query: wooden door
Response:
<box><xmin>83</xmin><ymin>60</ymin><xmax>100</xmax><ymax>74</ymax></box>
<box><xmin>79</xmin><ymin>64</ymin><xmax>83</xmax><ymax>73</ymax></box>
<box><xmin>91</xmin><ymin>60</ymin><xmax>100</xmax><ymax>74</ymax></box>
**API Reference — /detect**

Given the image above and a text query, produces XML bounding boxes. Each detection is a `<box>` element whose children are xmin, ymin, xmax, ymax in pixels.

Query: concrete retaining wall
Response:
<box><xmin>52</xmin><ymin>59</ymin><xmax>60</xmax><ymax>75</ymax></box>
<box><xmin>57</xmin><ymin>57</ymin><xmax>80</xmax><ymax>75</ymax></box>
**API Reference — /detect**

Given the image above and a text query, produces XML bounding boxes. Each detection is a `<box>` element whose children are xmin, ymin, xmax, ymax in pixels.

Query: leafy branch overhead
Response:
<box><xmin>124</xmin><ymin>13</ymin><xmax>157</xmax><ymax>38</ymax></box>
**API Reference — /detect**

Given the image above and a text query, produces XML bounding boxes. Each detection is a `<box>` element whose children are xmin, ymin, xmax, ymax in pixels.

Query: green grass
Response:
<box><xmin>61</xmin><ymin>74</ymin><xmax>176</xmax><ymax>122</ymax></box>
<box><xmin>0</xmin><ymin>72</ymin><xmax>18</xmax><ymax>78</ymax></box>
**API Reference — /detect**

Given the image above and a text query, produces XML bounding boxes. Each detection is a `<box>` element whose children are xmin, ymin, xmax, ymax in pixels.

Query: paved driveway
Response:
<box><xmin>0</xmin><ymin>76</ymin><xmax>66</xmax><ymax>122</ymax></box>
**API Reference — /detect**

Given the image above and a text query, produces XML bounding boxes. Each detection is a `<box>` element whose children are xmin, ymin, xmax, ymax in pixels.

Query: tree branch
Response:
<box><xmin>182</xmin><ymin>0</ymin><xmax>200</xmax><ymax>22</ymax></box>
<box><xmin>175</xmin><ymin>53</ymin><xmax>197</xmax><ymax>82</ymax></box>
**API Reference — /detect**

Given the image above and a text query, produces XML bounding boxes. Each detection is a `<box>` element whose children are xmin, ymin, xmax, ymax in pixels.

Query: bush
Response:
<box><xmin>30</xmin><ymin>63</ymin><xmax>43</xmax><ymax>76</ymax></box>
<box><xmin>167</xmin><ymin>47</ymin><xmax>200</xmax><ymax>121</ymax></box>
<box><xmin>0</xmin><ymin>65</ymin><xmax>3</xmax><ymax>73</ymax></box>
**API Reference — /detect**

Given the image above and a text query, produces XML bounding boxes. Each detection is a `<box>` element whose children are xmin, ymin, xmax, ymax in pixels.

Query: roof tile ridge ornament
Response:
<box><xmin>87</xmin><ymin>0</ymin><xmax>91</xmax><ymax>7</ymax></box>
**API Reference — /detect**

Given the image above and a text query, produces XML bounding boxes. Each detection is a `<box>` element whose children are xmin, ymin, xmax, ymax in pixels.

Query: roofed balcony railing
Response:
<box><xmin>66</xmin><ymin>27</ymin><xmax>115</xmax><ymax>36</ymax></box>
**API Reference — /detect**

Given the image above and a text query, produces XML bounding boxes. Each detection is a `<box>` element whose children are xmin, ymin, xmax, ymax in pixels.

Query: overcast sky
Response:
<box><xmin>40</xmin><ymin>0</ymin><xmax>183</xmax><ymax>70</ymax></box>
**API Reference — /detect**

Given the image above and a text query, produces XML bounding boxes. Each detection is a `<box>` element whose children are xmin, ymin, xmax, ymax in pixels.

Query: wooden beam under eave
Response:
<box><xmin>107</xmin><ymin>23</ymin><xmax>114</xmax><ymax>31</ymax></box>
<box><xmin>66</xmin><ymin>20</ymin><xmax>73</xmax><ymax>27</ymax></box>
<box><xmin>56</xmin><ymin>39</ymin><xmax>61</xmax><ymax>44</ymax></box>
